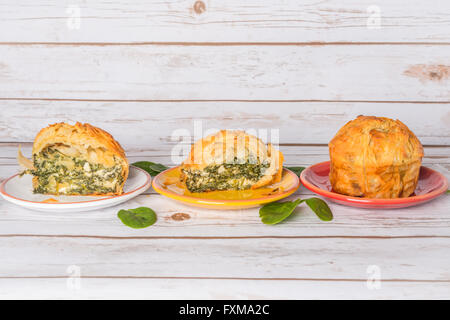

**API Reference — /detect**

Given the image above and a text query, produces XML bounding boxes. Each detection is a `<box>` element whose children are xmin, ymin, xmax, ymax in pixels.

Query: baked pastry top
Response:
<box><xmin>329</xmin><ymin>116</ymin><xmax>424</xmax><ymax>198</ymax></box>
<box><xmin>180</xmin><ymin>130</ymin><xmax>284</xmax><ymax>192</ymax></box>
<box><xmin>24</xmin><ymin>122</ymin><xmax>128</xmax><ymax>196</ymax></box>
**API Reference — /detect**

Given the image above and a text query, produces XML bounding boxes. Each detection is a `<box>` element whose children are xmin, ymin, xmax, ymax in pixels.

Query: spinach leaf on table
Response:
<box><xmin>259</xmin><ymin>197</ymin><xmax>333</xmax><ymax>225</ymax></box>
<box><xmin>304</xmin><ymin>197</ymin><xmax>333</xmax><ymax>221</ymax></box>
<box><xmin>259</xmin><ymin>199</ymin><xmax>303</xmax><ymax>225</ymax></box>
<box><xmin>118</xmin><ymin>207</ymin><xmax>157</xmax><ymax>229</ymax></box>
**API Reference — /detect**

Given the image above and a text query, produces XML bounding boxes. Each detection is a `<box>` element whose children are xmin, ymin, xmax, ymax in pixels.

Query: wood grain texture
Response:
<box><xmin>1</xmin><ymin>0</ymin><xmax>450</xmax><ymax>300</ymax></box>
<box><xmin>0</xmin><ymin>235</ymin><xmax>449</xmax><ymax>280</ymax></box>
<box><xmin>0</xmin><ymin>45</ymin><xmax>449</xmax><ymax>101</ymax></box>
<box><xmin>0</xmin><ymin>190</ymin><xmax>449</xmax><ymax>238</ymax></box>
<box><xmin>1</xmin><ymin>101</ymin><xmax>449</xmax><ymax>146</ymax></box>
<box><xmin>1</xmin><ymin>0</ymin><xmax>450</xmax><ymax>43</ymax></box>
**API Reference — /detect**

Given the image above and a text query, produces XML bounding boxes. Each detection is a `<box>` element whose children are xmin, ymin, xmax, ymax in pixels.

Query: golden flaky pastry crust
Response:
<box><xmin>329</xmin><ymin>116</ymin><xmax>424</xmax><ymax>199</ymax></box>
<box><xmin>32</xmin><ymin>122</ymin><xmax>129</xmax><ymax>195</ymax></box>
<box><xmin>181</xmin><ymin>130</ymin><xmax>284</xmax><ymax>190</ymax></box>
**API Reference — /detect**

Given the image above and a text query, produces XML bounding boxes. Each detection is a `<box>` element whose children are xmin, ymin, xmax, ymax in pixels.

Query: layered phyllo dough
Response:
<box><xmin>19</xmin><ymin>123</ymin><xmax>128</xmax><ymax>196</ymax></box>
<box><xmin>180</xmin><ymin>130</ymin><xmax>284</xmax><ymax>192</ymax></box>
<box><xmin>329</xmin><ymin>116</ymin><xmax>424</xmax><ymax>199</ymax></box>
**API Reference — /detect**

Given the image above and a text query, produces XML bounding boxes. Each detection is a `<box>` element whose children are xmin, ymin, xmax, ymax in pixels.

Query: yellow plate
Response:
<box><xmin>152</xmin><ymin>167</ymin><xmax>300</xmax><ymax>210</ymax></box>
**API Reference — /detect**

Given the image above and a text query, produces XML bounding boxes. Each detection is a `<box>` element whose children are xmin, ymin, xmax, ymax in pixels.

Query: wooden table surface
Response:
<box><xmin>0</xmin><ymin>0</ymin><xmax>449</xmax><ymax>299</ymax></box>
<box><xmin>1</xmin><ymin>145</ymin><xmax>449</xmax><ymax>299</ymax></box>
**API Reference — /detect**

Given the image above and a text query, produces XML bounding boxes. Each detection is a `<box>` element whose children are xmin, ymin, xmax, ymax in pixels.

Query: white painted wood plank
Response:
<box><xmin>0</xmin><ymin>235</ymin><xmax>449</xmax><ymax>281</ymax></box>
<box><xmin>1</xmin><ymin>0</ymin><xmax>450</xmax><ymax>43</ymax></box>
<box><xmin>0</xmin><ymin>45</ymin><xmax>449</xmax><ymax>101</ymax></box>
<box><xmin>0</xmin><ymin>278</ymin><xmax>448</xmax><ymax>300</ymax></box>
<box><xmin>1</xmin><ymin>101</ymin><xmax>449</xmax><ymax>146</ymax></box>
<box><xmin>0</xmin><ymin>157</ymin><xmax>448</xmax><ymax>238</ymax></box>
<box><xmin>0</xmin><ymin>191</ymin><xmax>449</xmax><ymax>237</ymax></box>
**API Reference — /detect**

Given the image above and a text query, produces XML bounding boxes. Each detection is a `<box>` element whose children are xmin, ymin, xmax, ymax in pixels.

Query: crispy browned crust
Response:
<box><xmin>181</xmin><ymin>130</ymin><xmax>238</xmax><ymax>171</ymax></box>
<box><xmin>329</xmin><ymin>116</ymin><xmax>424</xmax><ymax>198</ymax></box>
<box><xmin>32</xmin><ymin>122</ymin><xmax>129</xmax><ymax>195</ymax></box>
<box><xmin>251</xmin><ymin>146</ymin><xmax>284</xmax><ymax>189</ymax></box>
<box><xmin>180</xmin><ymin>130</ymin><xmax>284</xmax><ymax>191</ymax></box>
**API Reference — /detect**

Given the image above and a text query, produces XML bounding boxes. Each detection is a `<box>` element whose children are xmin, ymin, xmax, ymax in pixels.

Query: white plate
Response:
<box><xmin>0</xmin><ymin>166</ymin><xmax>151</xmax><ymax>212</ymax></box>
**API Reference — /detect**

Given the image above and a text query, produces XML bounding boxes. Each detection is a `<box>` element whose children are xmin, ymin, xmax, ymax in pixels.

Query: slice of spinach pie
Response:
<box><xmin>180</xmin><ymin>130</ymin><xmax>284</xmax><ymax>193</ymax></box>
<box><xmin>18</xmin><ymin>122</ymin><xmax>129</xmax><ymax>196</ymax></box>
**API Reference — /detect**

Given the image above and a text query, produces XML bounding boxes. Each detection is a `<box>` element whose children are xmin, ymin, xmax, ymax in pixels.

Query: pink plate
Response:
<box><xmin>300</xmin><ymin>161</ymin><xmax>448</xmax><ymax>209</ymax></box>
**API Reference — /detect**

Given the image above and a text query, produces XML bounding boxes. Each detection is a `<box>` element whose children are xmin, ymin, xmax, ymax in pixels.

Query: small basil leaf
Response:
<box><xmin>259</xmin><ymin>199</ymin><xmax>303</xmax><ymax>225</ymax></box>
<box><xmin>118</xmin><ymin>207</ymin><xmax>157</xmax><ymax>229</ymax></box>
<box><xmin>447</xmin><ymin>190</ymin><xmax>450</xmax><ymax>194</ymax></box>
<box><xmin>285</xmin><ymin>166</ymin><xmax>306</xmax><ymax>177</ymax></box>
<box><xmin>304</xmin><ymin>197</ymin><xmax>333</xmax><ymax>221</ymax></box>
<box><xmin>132</xmin><ymin>161</ymin><xmax>168</xmax><ymax>176</ymax></box>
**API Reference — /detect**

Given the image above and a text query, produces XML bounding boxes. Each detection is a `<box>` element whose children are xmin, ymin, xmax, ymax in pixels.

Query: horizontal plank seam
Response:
<box><xmin>0</xmin><ymin>276</ymin><xmax>448</xmax><ymax>282</ymax></box>
<box><xmin>1</xmin><ymin>42</ymin><xmax>450</xmax><ymax>46</ymax></box>
<box><xmin>0</xmin><ymin>234</ymin><xmax>449</xmax><ymax>240</ymax></box>
<box><xmin>0</xmin><ymin>98</ymin><xmax>449</xmax><ymax>104</ymax></box>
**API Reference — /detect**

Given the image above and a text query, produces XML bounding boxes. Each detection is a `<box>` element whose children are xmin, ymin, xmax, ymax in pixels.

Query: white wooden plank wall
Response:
<box><xmin>0</xmin><ymin>45</ymin><xmax>449</xmax><ymax>101</ymax></box>
<box><xmin>1</xmin><ymin>0</ymin><xmax>450</xmax><ymax>43</ymax></box>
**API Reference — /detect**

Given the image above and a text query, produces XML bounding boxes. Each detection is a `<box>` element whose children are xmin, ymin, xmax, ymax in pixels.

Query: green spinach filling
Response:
<box><xmin>30</xmin><ymin>147</ymin><xmax>123</xmax><ymax>195</ymax></box>
<box><xmin>182</xmin><ymin>160</ymin><xmax>270</xmax><ymax>193</ymax></box>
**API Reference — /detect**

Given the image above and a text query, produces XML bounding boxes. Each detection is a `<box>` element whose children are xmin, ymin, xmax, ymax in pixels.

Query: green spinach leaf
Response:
<box><xmin>132</xmin><ymin>161</ymin><xmax>168</xmax><ymax>177</ymax></box>
<box><xmin>259</xmin><ymin>197</ymin><xmax>333</xmax><ymax>225</ymax></box>
<box><xmin>259</xmin><ymin>199</ymin><xmax>303</xmax><ymax>225</ymax></box>
<box><xmin>118</xmin><ymin>207</ymin><xmax>157</xmax><ymax>229</ymax></box>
